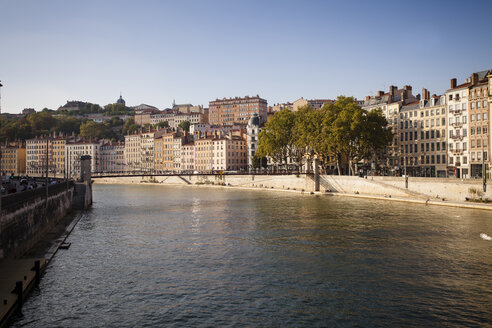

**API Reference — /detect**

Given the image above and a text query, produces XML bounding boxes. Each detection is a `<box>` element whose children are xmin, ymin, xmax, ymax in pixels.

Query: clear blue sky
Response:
<box><xmin>1</xmin><ymin>0</ymin><xmax>491</xmax><ymax>113</ymax></box>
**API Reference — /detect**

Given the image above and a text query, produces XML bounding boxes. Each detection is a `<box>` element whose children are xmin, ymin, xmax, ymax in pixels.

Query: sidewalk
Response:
<box><xmin>0</xmin><ymin>258</ymin><xmax>46</xmax><ymax>328</ymax></box>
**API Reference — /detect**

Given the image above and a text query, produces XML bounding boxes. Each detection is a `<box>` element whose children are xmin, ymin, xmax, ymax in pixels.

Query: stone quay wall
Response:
<box><xmin>94</xmin><ymin>174</ymin><xmax>492</xmax><ymax>203</ymax></box>
<box><xmin>0</xmin><ymin>185</ymin><xmax>74</xmax><ymax>259</ymax></box>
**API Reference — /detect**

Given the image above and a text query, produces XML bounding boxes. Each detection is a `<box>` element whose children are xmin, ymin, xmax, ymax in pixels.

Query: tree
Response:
<box><xmin>178</xmin><ymin>120</ymin><xmax>190</xmax><ymax>132</ymax></box>
<box><xmin>154</xmin><ymin>121</ymin><xmax>169</xmax><ymax>129</ymax></box>
<box><xmin>122</xmin><ymin>118</ymin><xmax>140</xmax><ymax>135</ymax></box>
<box><xmin>292</xmin><ymin>105</ymin><xmax>330</xmax><ymax>169</ymax></box>
<box><xmin>358</xmin><ymin>108</ymin><xmax>393</xmax><ymax>169</ymax></box>
<box><xmin>255</xmin><ymin>109</ymin><xmax>296</xmax><ymax>166</ymax></box>
<box><xmin>323</xmin><ymin>96</ymin><xmax>365</xmax><ymax>175</ymax></box>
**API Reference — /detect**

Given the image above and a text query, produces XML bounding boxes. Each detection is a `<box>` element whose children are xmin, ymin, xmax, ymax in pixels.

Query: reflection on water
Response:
<box><xmin>12</xmin><ymin>184</ymin><xmax>492</xmax><ymax>327</ymax></box>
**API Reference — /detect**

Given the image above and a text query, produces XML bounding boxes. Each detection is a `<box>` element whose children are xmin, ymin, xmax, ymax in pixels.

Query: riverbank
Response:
<box><xmin>0</xmin><ymin>211</ymin><xmax>85</xmax><ymax>327</ymax></box>
<box><xmin>93</xmin><ymin>175</ymin><xmax>492</xmax><ymax>211</ymax></box>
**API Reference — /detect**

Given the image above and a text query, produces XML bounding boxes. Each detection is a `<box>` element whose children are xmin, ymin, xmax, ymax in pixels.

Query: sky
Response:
<box><xmin>0</xmin><ymin>0</ymin><xmax>491</xmax><ymax>113</ymax></box>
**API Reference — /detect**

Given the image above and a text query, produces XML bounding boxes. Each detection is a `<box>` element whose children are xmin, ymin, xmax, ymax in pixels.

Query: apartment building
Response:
<box><xmin>65</xmin><ymin>142</ymin><xmax>100</xmax><ymax>178</ymax></box>
<box><xmin>398</xmin><ymin>91</ymin><xmax>448</xmax><ymax>177</ymax></box>
<box><xmin>124</xmin><ymin>134</ymin><xmax>141</xmax><ymax>172</ymax></box>
<box><xmin>247</xmin><ymin>113</ymin><xmax>260</xmax><ymax>169</ymax></box>
<box><xmin>446</xmin><ymin>78</ymin><xmax>470</xmax><ymax>178</ymax></box>
<box><xmin>468</xmin><ymin>71</ymin><xmax>491</xmax><ymax>177</ymax></box>
<box><xmin>209</xmin><ymin>95</ymin><xmax>268</xmax><ymax>125</ymax></box>
<box><xmin>194</xmin><ymin>138</ymin><xmax>214</xmax><ymax>172</ymax></box>
<box><xmin>26</xmin><ymin>138</ymin><xmax>53</xmax><ymax>177</ymax></box>
<box><xmin>181</xmin><ymin>142</ymin><xmax>195</xmax><ymax>172</ymax></box>
<box><xmin>0</xmin><ymin>146</ymin><xmax>26</xmax><ymax>175</ymax></box>
<box><xmin>362</xmin><ymin>85</ymin><xmax>419</xmax><ymax>170</ymax></box>
<box><xmin>100</xmin><ymin>142</ymin><xmax>125</xmax><ymax>173</ymax></box>
<box><xmin>214</xmin><ymin>136</ymin><xmax>247</xmax><ymax>171</ymax></box>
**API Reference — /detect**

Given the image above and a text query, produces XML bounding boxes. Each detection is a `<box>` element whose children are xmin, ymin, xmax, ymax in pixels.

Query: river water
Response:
<box><xmin>11</xmin><ymin>184</ymin><xmax>492</xmax><ymax>327</ymax></box>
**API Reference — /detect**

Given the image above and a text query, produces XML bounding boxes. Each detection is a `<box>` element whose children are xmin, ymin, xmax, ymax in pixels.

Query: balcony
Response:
<box><xmin>450</xmin><ymin>135</ymin><xmax>463</xmax><ymax>140</ymax></box>
<box><xmin>451</xmin><ymin>122</ymin><xmax>463</xmax><ymax>128</ymax></box>
<box><xmin>450</xmin><ymin>149</ymin><xmax>464</xmax><ymax>155</ymax></box>
<box><xmin>450</xmin><ymin>109</ymin><xmax>462</xmax><ymax>115</ymax></box>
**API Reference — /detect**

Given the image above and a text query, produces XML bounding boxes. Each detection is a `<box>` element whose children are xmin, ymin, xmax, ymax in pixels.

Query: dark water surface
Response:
<box><xmin>12</xmin><ymin>184</ymin><xmax>492</xmax><ymax>327</ymax></box>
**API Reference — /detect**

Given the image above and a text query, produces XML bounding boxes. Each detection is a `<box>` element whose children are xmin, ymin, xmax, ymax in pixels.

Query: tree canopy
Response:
<box><xmin>255</xmin><ymin>96</ymin><xmax>393</xmax><ymax>174</ymax></box>
<box><xmin>178</xmin><ymin>120</ymin><xmax>190</xmax><ymax>132</ymax></box>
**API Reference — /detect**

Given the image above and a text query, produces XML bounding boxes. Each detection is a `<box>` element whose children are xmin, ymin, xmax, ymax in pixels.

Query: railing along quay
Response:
<box><xmin>1</xmin><ymin>181</ymin><xmax>74</xmax><ymax>214</ymax></box>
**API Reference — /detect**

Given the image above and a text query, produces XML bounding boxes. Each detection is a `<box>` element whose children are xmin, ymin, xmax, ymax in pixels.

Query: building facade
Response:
<box><xmin>65</xmin><ymin>142</ymin><xmax>100</xmax><ymax>178</ymax></box>
<box><xmin>1</xmin><ymin>146</ymin><xmax>26</xmax><ymax>175</ymax></box>
<box><xmin>209</xmin><ymin>95</ymin><xmax>268</xmax><ymax>125</ymax></box>
<box><xmin>446</xmin><ymin>78</ymin><xmax>470</xmax><ymax>178</ymax></box>
<box><xmin>100</xmin><ymin>142</ymin><xmax>125</xmax><ymax>173</ymax></box>
<box><xmin>247</xmin><ymin>113</ymin><xmax>260</xmax><ymax>170</ymax></box>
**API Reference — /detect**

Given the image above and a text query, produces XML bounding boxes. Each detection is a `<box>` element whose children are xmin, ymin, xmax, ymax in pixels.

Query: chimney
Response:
<box><xmin>422</xmin><ymin>88</ymin><xmax>429</xmax><ymax>100</ymax></box>
<box><xmin>389</xmin><ymin>85</ymin><xmax>397</xmax><ymax>95</ymax></box>
<box><xmin>403</xmin><ymin>85</ymin><xmax>412</xmax><ymax>91</ymax></box>
<box><xmin>450</xmin><ymin>78</ymin><xmax>457</xmax><ymax>89</ymax></box>
<box><xmin>365</xmin><ymin>96</ymin><xmax>370</xmax><ymax>101</ymax></box>
<box><xmin>427</xmin><ymin>90</ymin><xmax>430</xmax><ymax>100</ymax></box>
<box><xmin>471</xmin><ymin>73</ymin><xmax>478</xmax><ymax>85</ymax></box>
<box><xmin>377</xmin><ymin>91</ymin><xmax>384</xmax><ymax>97</ymax></box>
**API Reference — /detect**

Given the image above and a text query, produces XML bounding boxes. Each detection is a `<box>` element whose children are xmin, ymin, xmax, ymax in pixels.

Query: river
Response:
<box><xmin>11</xmin><ymin>184</ymin><xmax>492</xmax><ymax>327</ymax></box>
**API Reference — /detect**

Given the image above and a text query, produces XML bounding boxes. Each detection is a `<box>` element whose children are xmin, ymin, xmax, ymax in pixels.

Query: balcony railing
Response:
<box><xmin>450</xmin><ymin>149</ymin><xmax>464</xmax><ymax>155</ymax></box>
<box><xmin>450</xmin><ymin>109</ymin><xmax>462</xmax><ymax>115</ymax></box>
<box><xmin>451</xmin><ymin>122</ymin><xmax>463</xmax><ymax>128</ymax></box>
<box><xmin>450</xmin><ymin>135</ymin><xmax>463</xmax><ymax>140</ymax></box>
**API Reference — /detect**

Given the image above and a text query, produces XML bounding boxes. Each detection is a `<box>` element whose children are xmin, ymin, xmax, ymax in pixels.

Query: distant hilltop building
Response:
<box><xmin>209</xmin><ymin>95</ymin><xmax>268</xmax><ymax>125</ymax></box>
<box><xmin>116</xmin><ymin>93</ymin><xmax>126</xmax><ymax>106</ymax></box>
<box><xmin>58</xmin><ymin>100</ymin><xmax>90</xmax><ymax>111</ymax></box>
<box><xmin>22</xmin><ymin>108</ymin><xmax>36</xmax><ymax>115</ymax></box>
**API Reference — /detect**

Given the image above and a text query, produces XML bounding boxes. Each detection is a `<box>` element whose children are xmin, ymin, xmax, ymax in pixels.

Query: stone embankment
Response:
<box><xmin>94</xmin><ymin>174</ymin><xmax>492</xmax><ymax>210</ymax></box>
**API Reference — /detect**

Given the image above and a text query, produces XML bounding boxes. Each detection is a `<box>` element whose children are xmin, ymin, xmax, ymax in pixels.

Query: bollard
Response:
<box><xmin>32</xmin><ymin>260</ymin><xmax>41</xmax><ymax>284</ymax></box>
<box><xmin>13</xmin><ymin>281</ymin><xmax>23</xmax><ymax>313</ymax></box>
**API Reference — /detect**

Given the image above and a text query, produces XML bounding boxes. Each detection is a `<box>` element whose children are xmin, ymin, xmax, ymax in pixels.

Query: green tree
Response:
<box><xmin>255</xmin><ymin>109</ymin><xmax>296</xmax><ymax>166</ymax></box>
<box><xmin>122</xmin><ymin>118</ymin><xmax>140</xmax><ymax>135</ymax></box>
<box><xmin>178</xmin><ymin>120</ymin><xmax>190</xmax><ymax>132</ymax></box>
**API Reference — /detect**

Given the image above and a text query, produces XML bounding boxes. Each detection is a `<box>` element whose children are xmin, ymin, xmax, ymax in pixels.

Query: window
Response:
<box><xmin>477</xmin><ymin>113</ymin><xmax>481</xmax><ymax>121</ymax></box>
<box><xmin>436</xmin><ymin>130</ymin><xmax>441</xmax><ymax>138</ymax></box>
<box><xmin>477</xmin><ymin>127</ymin><xmax>481</xmax><ymax>134</ymax></box>
<box><xmin>462</xmin><ymin>116</ymin><xmax>467</xmax><ymax>123</ymax></box>
<box><xmin>437</xmin><ymin>142</ymin><xmax>440</xmax><ymax>151</ymax></box>
<box><xmin>484</xmin><ymin>113</ymin><xmax>488</xmax><ymax>120</ymax></box>
<box><xmin>471</xmin><ymin>102</ymin><xmax>475</xmax><ymax>110</ymax></box>
<box><xmin>426</xmin><ymin>143</ymin><xmax>430</xmax><ymax>151</ymax></box>
<box><xmin>442</xmin><ymin>154</ymin><xmax>446</xmax><ymax>163</ymax></box>
<box><xmin>484</xmin><ymin>101</ymin><xmax>487</xmax><ymax>109</ymax></box>
<box><xmin>485</xmin><ymin>152</ymin><xmax>488</xmax><ymax>161</ymax></box>
<box><xmin>421</xmin><ymin>143</ymin><xmax>425</xmax><ymax>152</ymax></box>
<box><xmin>477</xmin><ymin>101</ymin><xmax>481</xmax><ymax>109</ymax></box>
<box><xmin>471</xmin><ymin>140</ymin><xmax>475</xmax><ymax>148</ymax></box>
<box><xmin>437</xmin><ymin>155</ymin><xmax>441</xmax><ymax>164</ymax></box>
<box><xmin>484</xmin><ymin>126</ymin><xmax>488</xmax><ymax>134</ymax></box>
<box><xmin>472</xmin><ymin>152</ymin><xmax>475</xmax><ymax>161</ymax></box>
<box><xmin>463</xmin><ymin>129</ymin><xmax>467</xmax><ymax>137</ymax></box>
<box><xmin>471</xmin><ymin>114</ymin><xmax>475</xmax><ymax>122</ymax></box>
<box><xmin>426</xmin><ymin>131</ymin><xmax>430</xmax><ymax>139</ymax></box>
<box><xmin>442</xmin><ymin>118</ymin><xmax>446</xmax><ymax>125</ymax></box>
<box><xmin>449</xmin><ymin>130</ymin><xmax>454</xmax><ymax>137</ymax></box>
<box><xmin>431</xmin><ymin>143</ymin><xmax>435</xmax><ymax>151</ymax></box>
<box><xmin>463</xmin><ymin>142</ymin><xmax>467</xmax><ymax>151</ymax></box>
<box><xmin>485</xmin><ymin>139</ymin><xmax>488</xmax><ymax>147</ymax></box>
<box><xmin>477</xmin><ymin>139</ymin><xmax>481</xmax><ymax>148</ymax></box>
<box><xmin>471</xmin><ymin>127</ymin><xmax>475</xmax><ymax>135</ymax></box>
<box><xmin>463</xmin><ymin>156</ymin><xmax>467</xmax><ymax>164</ymax></box>
<box><xmin>431</xmin><ymin>130</ymin><xmax>435</xmax><ymax>139</ymax></box>
<box><xmin>462</xmin><ymin>103</ymin><xmax>467</xmax><ymax>110</ymax></box>
<box><xmin>442</xmin><ymin>108</ymin><xmax>446</xmax><ymax>114</ymax></box>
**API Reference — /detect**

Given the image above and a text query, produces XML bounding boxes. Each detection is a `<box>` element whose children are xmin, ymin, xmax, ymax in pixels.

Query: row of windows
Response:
<box><xmin>401</xmin><ymin>142</ymin><xmax>447</xmax><ymax>154</ymax></box>
<box><xmin>399</xmin><ymin>130</ymin><xmax>446</xmax><ymax>142</ymax></box>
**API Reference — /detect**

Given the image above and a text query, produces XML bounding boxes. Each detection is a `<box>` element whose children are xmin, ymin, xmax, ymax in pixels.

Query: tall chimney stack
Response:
<box><xmin>450</xmin><ymin>78</ymin><xmax>457</xmax><ymax>89</ymax></box>
<box><xmin>422</xmin><ymin>88</ymin><xmax>429</xmax><ymax>100</ymax></box>
<box><xmin>471</xmin><ymin>73</ymin><xmax>478</xmax><ymax>85</ymax></box>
